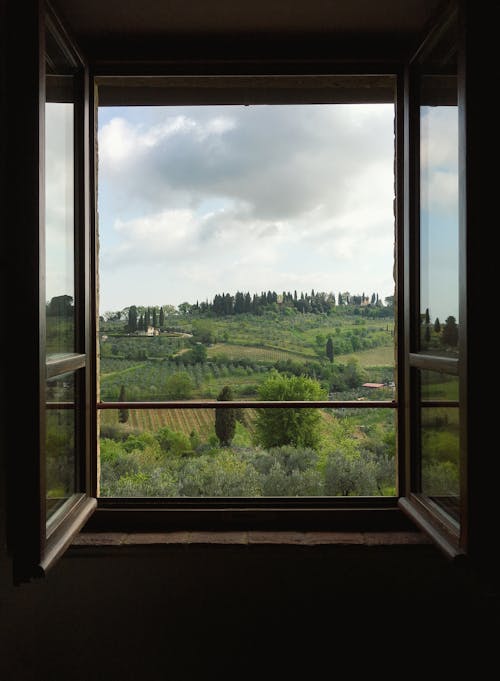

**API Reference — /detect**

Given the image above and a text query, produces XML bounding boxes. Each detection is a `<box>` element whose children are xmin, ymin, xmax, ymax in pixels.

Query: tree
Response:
<box><xmin>127</xmin><ymin>305</ymin><xmax>138</xmax><ymax>333</ymax></box>
<box><xmin>191</xmin><ymin>320</ymin><xmax>214</xmax><ymax>345</ymax></box>
<box><xmin>326</xmin><ymin>336</ymin><xmax>334</xmax><ymax>363</ymax></box>
<box><xmin>159</xmin><ymin>306</ymin><xmax>165</xmax><ymax>329</ymax></box>
<box><xmin>188</xmin><ymin>342</ymin><xmax>207</xmax><ymax>363</ymax></box>
<box><xmin>441</xmin><ymin>315</ymin><xmax>458</xmax><ymax>347</ymax></box>
<box><xmin>434</xmin><ymin>317</ymin><xmax>441</xmax><ymax>333</ymax></box>
<box><xmin>47</xmin><ymin>294</ymin><xmax>73</xmax><ymax>317</ymax></box>
<box><xmin>118</xmin><ymin>385</ymin><xmax>129</xmax><ymax>423</ymax></box>
<box><xmin>253</xmin><ymin>373</ymin><xmax>327</xmax><ymax>449</ymax></box>
<box><xmin>215</xmin><ymin>386</ymin><xmax>236</xmax><ymax>447</ymax></box>
<box><xmin>164</xmin><ymin>372</ymin><xmax>194</xmax><ymax>399</ymax></box>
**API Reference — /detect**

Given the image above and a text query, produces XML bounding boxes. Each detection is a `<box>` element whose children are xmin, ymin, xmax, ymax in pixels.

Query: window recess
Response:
<box><xmin>92</xmin><ymin>72</ymin><xmax>403</xmax><ymax>528</ymax></box>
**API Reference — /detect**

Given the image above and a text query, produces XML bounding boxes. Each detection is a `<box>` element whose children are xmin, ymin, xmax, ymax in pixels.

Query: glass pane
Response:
<box><xmin>45</xmin><ymin>63</ymin><xmax>75</xmax><ymax>357</ymax></box>
<box><xmin>99</xmin><ymin>406</ymin><xmax>396</xmax><ymax>497</ymax></box>
<box><xmin>46</xmin><ymin>372</ymin><xmax>77</xmax><ymax>520</ymax></box>
<box><xmin>419</xmin><ymin>23</ymin><xmax>459</xmax><ymax>357</ymax></box>
<box><xmin>419</xmin><ymin>369</ymin><xmax>459</xmax><ymax>523</ymax></box>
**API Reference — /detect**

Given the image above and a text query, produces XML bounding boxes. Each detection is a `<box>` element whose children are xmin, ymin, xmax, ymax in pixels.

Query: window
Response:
<box><xmin>399</xmin><ymin>3</ymin><xmax>464</xmax><ymax>557</ymax></box>
<box><xmin>6</xmin><ymin>3</ymin><xmax>95</xmax><ymax>583</ymax></box>
<box><xmin>6</xmin><ymin>0</ymin><xmax>480</xmax><ymax>582</ymax></box>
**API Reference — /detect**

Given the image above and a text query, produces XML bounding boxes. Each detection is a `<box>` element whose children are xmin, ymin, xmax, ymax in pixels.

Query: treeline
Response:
<box><xmin>192</xmin><ymin>288</ymin><xmax>386</xmax><ymax>316</ymax></box>
<box><xmin>118</xmin><ymin>289</ymin><xmax>393</xmax><ymax>332</ymax></box>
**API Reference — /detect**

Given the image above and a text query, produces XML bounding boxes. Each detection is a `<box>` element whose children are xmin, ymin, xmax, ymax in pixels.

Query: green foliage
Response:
<box><xmin>127</xmin><ymin>305</ymin><xmax>138</xmax><ymax>332</ymax></box>
<box><xmin>164</xmin><ymin>371</ymin><xmax>194</xmax><ymax>399</ymax></box>
<box><xmin>422</xmin><ymin>461</ymin><xmax>459</xmax><ymax>496</ymax></box>
<box><xmin>191</xmin><ymin>320</ymin><xmax>215</xmax><ymax>345</ymax></box>
<box><xmin>178</xmin><ymin>450</ymin><xmax>261</xmax><ymax>497</ymax></box>
<box><xmin>324</xmin><ymin>450</ymin><xmax>379</xmax><ymax>496</ymax></box>
<box><xmin>441</xmin><ymin>315</ymin><xmax>458</xmax><ymax>347</ymax></box>
<box><xmin>118</xmin><ymin>384</ymin><xmax>129</xmax><ymax>423</ymax></box>
<box><xmin>215</xmin><ymin>385</ymin><xmax>236</xmax><ymax>447</ymax></box>
<box><xmin>249</xmin><ymin>445</ymin><xmax>322</xmax><ymax>496</ymax></box>
<box><xmin>155</xmin><ymin>426</ymin><xmax>192</xmax><ymax>457</ymax></box>
<box><xmin>47</xmin><ymin>294</ymin><xmax>73</xmax><ymax>317</ymax></box>
<box><xmin>98</xmin><ymin>301</ymin><xmax>398</xmax><ymax>499</ymax></box>
<box><xmin>253</xmin><ymin>373</ymin><xmax>326</xmax><ymax>449</ymax></box>
<box><xmin>326</xmin><ymin>336</ymin><xmax>334</xmax><ymax>363</ymax></box>
<box><xmin>186</xmin><ymin>342</ymin><xmax>208</xmax><ymax>363</ymax></box>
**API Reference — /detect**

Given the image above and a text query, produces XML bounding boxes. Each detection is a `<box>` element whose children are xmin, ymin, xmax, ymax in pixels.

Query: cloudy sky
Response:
<box><xmin>45</xmin><ymin>102</ymin><xmax>74</xmax><ymax>306</ymax></box>
<box><xmin>96</xmin><ymin>103</ymin><xmax>398</xmax><ymax>314</ymax></box>
<box><xmin>420</xmin><ymin>105</ymin><xmax>459</xmax><ymax>322</ymax></box>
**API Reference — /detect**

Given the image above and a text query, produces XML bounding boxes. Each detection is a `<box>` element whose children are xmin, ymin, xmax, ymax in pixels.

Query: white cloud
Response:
<box><xmin>97</xmin><ymin>103</ymin><xmax>397</xmax><ymax>309</ymax></box>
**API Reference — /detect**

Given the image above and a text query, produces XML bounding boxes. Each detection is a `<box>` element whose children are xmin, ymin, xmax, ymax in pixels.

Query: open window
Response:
<box><xmin>399</xmin><ymin>2</ymin><xmax>464</xmax><ymax>558</ymax></box>
<box><xmin>5</xmin><ymin>0</ymin><xmax>479</xmax><ymax>582</ymax></box>
<box><xmin>6</xmin><ymin>1</ymin><xmax>95</xmax><ymax>583</ymax></box>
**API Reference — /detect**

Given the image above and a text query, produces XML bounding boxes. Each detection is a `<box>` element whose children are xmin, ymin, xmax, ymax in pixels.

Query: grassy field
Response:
<box><xmin>341</xmin><ymin>345</ymin><xmax>395</xmax><ymax>367</ymax></box>
<box><xmin>99</xmin><ymin>309</ymin><xmax>396</xmax><ymax>402</ymax></box>
<box><xmin>207</xmin><ymin>342</ymin><xmax>312</xmax><ymax>362</ymax></box>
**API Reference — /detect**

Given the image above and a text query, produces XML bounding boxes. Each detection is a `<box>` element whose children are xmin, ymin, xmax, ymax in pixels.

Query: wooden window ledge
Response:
<box><xmin>71</xmin><ymin>530</ymin><xmax>431</xmax><ymax>548</ymax></box>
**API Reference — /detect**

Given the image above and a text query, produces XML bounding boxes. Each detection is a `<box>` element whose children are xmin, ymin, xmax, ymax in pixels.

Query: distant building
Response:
<box><xmin>362</xmin><ymin>383</ymin><xmax>385</xmax><ymax>389</ymax></box>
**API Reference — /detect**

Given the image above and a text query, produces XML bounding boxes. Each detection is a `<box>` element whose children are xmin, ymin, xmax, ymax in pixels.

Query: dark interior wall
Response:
<box><xmin>1</xmin><ymin>541</ymin><xmax>499</xmax><ymax>679</ymax></box>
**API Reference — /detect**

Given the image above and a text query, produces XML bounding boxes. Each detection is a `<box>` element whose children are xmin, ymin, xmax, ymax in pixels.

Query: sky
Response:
<box><xmin>85</xmin><ymin>100</ymin><xmax>456</xmax><ymax>319</ymax></box>
<box><xmin>95</xmin><ymin>103</ymin><xmax>397</xmax><ymax>314</ymax></box>
<box><xmin>420</xmin><ymin>105</ymin><xmax>459</xmax><ymax>322</ymax></box>
<box><xmin>45</xmin><ymin>102</ymin><xmax>74</xmax><ymax>306</ymax></box>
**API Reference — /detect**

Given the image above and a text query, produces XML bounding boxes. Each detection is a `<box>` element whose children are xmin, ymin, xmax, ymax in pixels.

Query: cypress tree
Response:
<box><xmin>326</xmin><ymin>336</ymin><xmax>334</xmax><ymax>363</ymax></box>
<box><xmin>118</xmin><ymin>385</ymin><xmax>129</xmax><ymax>423</ymax></box>
<box><xmin>215</xmin><ymin>386</ymin><xmax>236</xmax><ymax>447</ymax></box>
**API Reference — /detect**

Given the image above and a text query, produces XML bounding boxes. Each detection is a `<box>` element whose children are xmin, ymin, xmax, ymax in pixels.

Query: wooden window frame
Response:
<box><xmin>6</xmin><ymin>0</ymin><xmax>96</xmax><ymax>584</ymax></box>
<box><xmin>398</xmin><ymin>0</ymin><xmax>465</xmax><ymax>560</ymax></box>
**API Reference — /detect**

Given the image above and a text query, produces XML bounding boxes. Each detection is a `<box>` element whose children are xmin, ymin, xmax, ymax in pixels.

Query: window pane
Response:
<box><xmin>99</xmin><ymin>406</ymin><xmax>396</xmax><ymax>497</ymax></box>
<box><xmin>419</xmin><ymin>369</ymin><xmax>459</xmax><ymax>523</ymax></box>
<box><xmin>46</xmin><ymin>372</ymin><xmax>77</xmax><ymax>520</ymax></box>
<box><xmin>419</xmin><ymin>28</ymin><xmax>459</xmax><ymax>357</ymax></box>
<box><xmin>45</xmin><ymin>70</ymin><xmax>75</xmax><ymax>357</ymax></box>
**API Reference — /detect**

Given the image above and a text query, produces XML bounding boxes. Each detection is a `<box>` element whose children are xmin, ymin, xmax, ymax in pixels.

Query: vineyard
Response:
<box><xmin>99</xmin><ymin>310</ymin><xmax>397</xmax><ymax>403</ymax></box>
<box><xmin>99</xmin><ymin>357</ymin><xmax>271</xmax><ymax>401</ymax></box>
<box><xmin>129</xmin><ymin>407</ymin><xmax>215</xmax><ymax>437</ymax></box>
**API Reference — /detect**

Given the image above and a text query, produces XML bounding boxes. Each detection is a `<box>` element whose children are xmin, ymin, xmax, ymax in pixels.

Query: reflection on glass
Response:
<box><xmin>46</xmin><ymin>372</ymin><xmax>76</xmax><ymax>520</ymax></box>
<box><xmin>420</xmin><ymin>369</ymin><xmax>459</xmax><ymax>522</ymax></box>
<box><xmin>45</xmin><ymin>99</ymin><xmax>75</xmax><ymax>357</ymax></box>
<box><xmin>98</xmin><ymin>406</ymin><xmax>395</xmax><ymax>498</ymax></box>
<box><xmin>419</xmin><ymin>53</ymin><xmax>459</xmax><ymax>356</ymax></box>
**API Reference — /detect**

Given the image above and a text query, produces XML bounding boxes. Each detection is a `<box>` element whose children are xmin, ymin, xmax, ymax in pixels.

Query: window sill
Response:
<box><xmin>70</xmin><ymin>529</ymin><xmax>431</xmax><ymax>550</ymax></box>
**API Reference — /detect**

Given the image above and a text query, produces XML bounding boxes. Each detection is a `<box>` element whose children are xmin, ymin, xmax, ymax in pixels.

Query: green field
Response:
<box><xmin>99</xmin><ymin>309</ymin><xmax>396</xmax><ymax>403</ymax></box>
<box><xmin>97</xmin><ymin>306</ymin><xmax>404</xmax><ymax>497</ymax></box>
